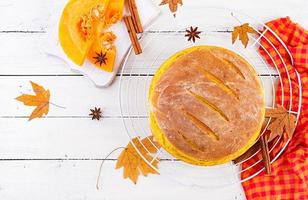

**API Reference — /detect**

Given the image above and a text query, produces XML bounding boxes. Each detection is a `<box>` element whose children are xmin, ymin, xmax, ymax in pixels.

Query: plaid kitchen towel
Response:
<box><xmin>241</xmin><ymin>17</ymin><xmax>308</xmax><ymax>200</ymax></box>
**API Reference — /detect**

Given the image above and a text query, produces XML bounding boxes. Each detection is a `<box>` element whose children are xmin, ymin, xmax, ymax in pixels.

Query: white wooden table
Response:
<box><xmin>0</xmin><ymin>0</ymin><xmax>307</xmax><ymax>199</ymax></box>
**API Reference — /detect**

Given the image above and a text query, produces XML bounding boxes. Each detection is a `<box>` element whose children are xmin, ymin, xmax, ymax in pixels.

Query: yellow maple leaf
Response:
<box><xmin>116</xmin><ymin>136</ymin><xmax>161</xmax><ymax>184</ymax></box>
<box><xmin>16</xmin><ymin>81</ymin><xmax>50</xmax><ymax>121</ymax></box>
<box><xmin>159</xmin><ymin>0</ymin><xmax>183</xmax><ymax>15</ymax></box>
<box><xmin>232</xmin><ymin>23</ymin><xmax>257</xmax><ymax>48</ymax></box>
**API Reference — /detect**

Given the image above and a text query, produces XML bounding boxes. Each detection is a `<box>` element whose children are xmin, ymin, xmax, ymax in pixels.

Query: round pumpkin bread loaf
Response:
<box><xmin>149</xmin><ymin>46</ymin><xmax>265</xmax><ymax>166</ymax></box>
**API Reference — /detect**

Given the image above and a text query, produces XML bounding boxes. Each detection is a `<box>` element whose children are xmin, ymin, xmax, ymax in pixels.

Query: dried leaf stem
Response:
<box><xmin>96</xmin><ymin>147</ymin><xmax>126</xmax><ymax>190</ymax></box>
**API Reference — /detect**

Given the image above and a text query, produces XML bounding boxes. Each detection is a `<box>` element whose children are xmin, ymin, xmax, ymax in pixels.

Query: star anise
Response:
<box><xmin>89</xmin><ymin>107</ymin><xmax>102</xmax><ymax>120</ymax></box>
<box><xmin>185</xmin><ymin>26</ymin><xmax>201</xmax><ymax>43</ymax></box>
<box><xmin>93</xmin><ymin>51</ymin><xmax>107</xmax><ymax>66</ymax></box>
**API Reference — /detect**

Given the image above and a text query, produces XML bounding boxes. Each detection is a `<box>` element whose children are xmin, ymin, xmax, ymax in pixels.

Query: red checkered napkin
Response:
<box><xmin>241</xmin><ymin>17</ymin><xmax>308</xmax><ymax>200</ymax></box>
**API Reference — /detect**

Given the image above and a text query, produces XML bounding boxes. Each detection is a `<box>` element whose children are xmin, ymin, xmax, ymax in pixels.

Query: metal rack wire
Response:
<box><xmin>118</xmin><ymin>8</ymin><xmax>302</xmax><ymax>188</ymax></box>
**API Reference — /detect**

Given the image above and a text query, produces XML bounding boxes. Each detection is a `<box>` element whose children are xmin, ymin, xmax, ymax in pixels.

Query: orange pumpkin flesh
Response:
<box><xmin>104</xmin><ymin>0</ymin><xmax>125</xmax><ymax>28</ymax></box>
<box><xmin>59</xmin><ymin>0</ymin><xmax>124</xmax><ymax>72</ymax></box>
<box><xmin>87</xmin><ymin>32</ymin><xmax>116</xmax><ymax>72</ymax></box>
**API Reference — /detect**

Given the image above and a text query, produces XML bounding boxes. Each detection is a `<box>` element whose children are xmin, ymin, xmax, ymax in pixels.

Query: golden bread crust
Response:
<box><xmin>149</xmin><ymin>46</ymin><xmax>265</xmax><ymax>165</ymax></box>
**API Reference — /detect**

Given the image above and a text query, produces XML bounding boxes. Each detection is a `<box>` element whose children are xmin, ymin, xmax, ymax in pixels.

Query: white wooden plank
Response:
<box><xmin>0</xmin><ymin>33</ymin><xmax>73</xmax><ymax>75</ymax></box>
<box><xmin>0</xmin><ymin>0</ymin><xmax>307</xmax><ymax>31</ymax></box>
<box><xmin>0</xmin><ymin>76</ymin><xmax>121</xmax><ymax>117</ymax></box>
<box><xmin>0</xmin><ymin>160</ymin><xmax>245</xmax><ymax>200</ymax></box>
<box><xmin>0</xmin><ymin>76</ymin><xmax>277</xmax><ymax>117</ymax></box>
<box><xmin>0</xmin><ymin>0</ymin><xmax>60</xmax><ymax>31</ymax></box>
<box><xmin>0</xmin><ymin>75</ymin><xmax>276</xmax><ymax>158</ymax></box>
<box><xmin>0</xmin><ymin>32</ymin><xmax>278</xmax><ymax>75</ymax></box>
<box><xmin>0</xmin><ymin>117</ymin><xmax>131</xmax><ymax>159</ymax></box>
<box><xmin>1</xmin><ymin>0</ymin><xmax>306</xmax><ymax>76</ymax></box>
<box><xmin>177</xmin><ymin>0</ymin><xmax>308</xmax><ymax>28</ymax></box>
<box><xmin>0</xmin><ymin>117</ymin><xmax>271</xmax><ymax>159</ymax></box>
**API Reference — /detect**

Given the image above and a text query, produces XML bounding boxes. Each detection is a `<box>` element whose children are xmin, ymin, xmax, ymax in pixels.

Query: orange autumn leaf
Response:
<box><xmin>116</xmin><ymin>136</ymin><xmax>161</xmax><ymax>184</ymax></box>
<box><xmin>159</xmin><ymin>0</ymin><xmax>183</xmax><ymax>16</ymax></box>
<box><xmin>232</xmin><ymin>23</ymin><xmax>257</xmax><ymax>48</ymax></box>
<box><xmin>16</xmin><ymin>81</ymin><xmax>50</xmax><ymax>121</ymax></box>
<box><xmin>265</xmin><ymin>105</ymin><xmax>297</xmax><ymax>141</ymax></box>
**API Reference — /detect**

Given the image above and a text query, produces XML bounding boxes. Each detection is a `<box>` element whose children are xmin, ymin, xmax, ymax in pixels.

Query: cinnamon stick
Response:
<box><xmin>124</xmin><ymin>16</ymin><xmax>142</xmax><ymax>55</ymax></box>
<box><xmin>260</xmin><ymin>134</ymin><xmax>271</xmax><ymax>175</ymax></box>
<box><xmin>127</xmin><ymin>0</ymin><xmax>143</xmax><ymax>33</ymax></box>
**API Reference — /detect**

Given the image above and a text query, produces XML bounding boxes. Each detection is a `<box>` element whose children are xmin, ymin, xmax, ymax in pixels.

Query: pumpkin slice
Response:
<box><xmin>87</xmin><ymin>32</ymin><xmax>116</xmax><ymax>72</ymax></box>
<box><xmin>58</xmin><ymin>0</ymin><xmax>110</xmax><ymax>65</ymax></box>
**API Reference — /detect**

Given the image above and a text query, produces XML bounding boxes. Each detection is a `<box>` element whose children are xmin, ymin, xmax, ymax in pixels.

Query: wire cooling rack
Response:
<box><xmin>118</xmin><ymin>7</ymin><xmax>302</xmax><ymax>187</ymax></box>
